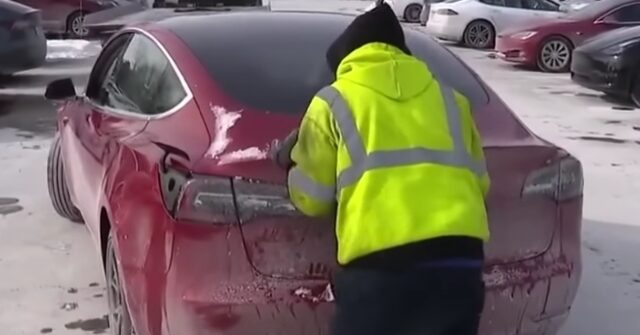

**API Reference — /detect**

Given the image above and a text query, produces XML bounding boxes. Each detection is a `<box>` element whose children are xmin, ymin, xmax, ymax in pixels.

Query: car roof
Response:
<box><xmin>155</xmin><ymin>9</ymin><xmax>357</xmax><ymax>28</ymax></box>
<box><xmin>153</xmin><ymin>10</ymin><xmax>436</xmax><ymax>48</ymax></box>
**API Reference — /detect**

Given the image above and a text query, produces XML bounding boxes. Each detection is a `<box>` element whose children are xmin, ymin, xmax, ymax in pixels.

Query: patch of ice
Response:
<box><xmin>205</xmin><ymin>104</ymin><xmax>242</xmax><ymax>158</ymax></box>
<box><xmin>294</xmin><ymin>287</ymin><xmax>312</xmax><ymax>297</ymax></box>
<box><xmin>293</xmin><ymin>285</ymin><xmax>335</xmax><ymax>303</ymax></box>
<box><xmin>322</xmin><ymin>283</ymin><xmax>335</xmax><ymax>302</ymax></box>
<box><xmin>218</xmin><ymin>146</ymin><xmax>267</xmax><ymax>165</ymax></box>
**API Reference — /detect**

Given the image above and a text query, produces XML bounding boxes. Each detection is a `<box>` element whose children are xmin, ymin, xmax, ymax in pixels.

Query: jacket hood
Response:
<box><xmin>326</xmin><ymin>3</ymin><xmax>430</xmax><ymax>101</ymax></box>
<box><xmin>336</xmin><ymin>42</ymin><xmax>433</xmax><ymax>101</ymax></box>
<box><xmin>326</xmin><ymin>3</ymin><xmax>412</xmax><ymax>74</ymax></box>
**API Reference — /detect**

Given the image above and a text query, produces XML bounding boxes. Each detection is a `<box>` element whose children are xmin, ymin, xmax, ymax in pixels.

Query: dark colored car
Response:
<box><xmin>44</xmin><ymin>10</ymin><xmax>583</xmax><ymax>335</ymax></box>
<box><xmin>496</xmin><ymin>0</ymin><xmax>640</xmax><ymax>72</ymax></box>
<box><xmin>571</xmin><ymin>25</ymin><xmax>640</xmax><ymax>105</ymax></box>
<box><xmin>12</xmin><ymin>0</ymin><xmax>128</xmax><ymax>38</ymax></box>
<box><xmin>0</xmin><ymin>0</ymin><xmax>46</xmax><ymax>74</ymax></box>
<box><xmin>83</xmin><ymin>0</ymin><xmax>269</xmax><ymax>42</ymax></box>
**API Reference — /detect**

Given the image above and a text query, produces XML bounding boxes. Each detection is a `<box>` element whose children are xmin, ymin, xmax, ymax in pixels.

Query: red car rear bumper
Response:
<box><xmin>117</xmin><ymin>198</ymin><xmax>582</xmax><ymax>335</ymax></box>
<box><xmin>495</xmin><ymin>35</ymin><xmax>540</xmax><ymax>67</ymax></box>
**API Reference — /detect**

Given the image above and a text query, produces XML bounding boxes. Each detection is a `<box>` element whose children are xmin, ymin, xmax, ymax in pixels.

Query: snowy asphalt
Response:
<box><xmin>0</xmin><ymin>1</ymin><xmax>639</xmax><ymax>334</ymax></box>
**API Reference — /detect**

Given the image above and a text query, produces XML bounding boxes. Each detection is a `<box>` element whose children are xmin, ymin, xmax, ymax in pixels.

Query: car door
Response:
<box><xmin>61</xmin><ymin>32</ymin><xmax>149</xmax><ymax>233</ymax></box>
<box><xmin>479</xmin><ymin>0</ymin><xmax>521</xmax><ymax>33</ymax></box>
<box><xmin>495</xmin><ymin>0</ymin><xmax>559</xmax><ymax>31</ymax></box>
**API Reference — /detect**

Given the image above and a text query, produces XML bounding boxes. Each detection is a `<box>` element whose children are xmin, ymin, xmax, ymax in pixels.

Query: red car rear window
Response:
<box><xmin>165</xmin><ymin>12</ymin><xmax>489</xmax><ymax>114</ymax></box>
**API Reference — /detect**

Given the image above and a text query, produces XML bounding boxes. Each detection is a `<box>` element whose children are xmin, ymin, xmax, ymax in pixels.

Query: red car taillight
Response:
<box><xmin>174</xmin><ymin>175</ymin><xmax>237</xmax><ymax>224</ymax></box>
<box><xmin>522</xmin><ymin>156</ymin><xmax>583</xmax><ymax>202</ymax></box>
<box><xmin>160</xmin><ymin>166</ymin><xmax>295</xmax><ymax>224</ymax></box>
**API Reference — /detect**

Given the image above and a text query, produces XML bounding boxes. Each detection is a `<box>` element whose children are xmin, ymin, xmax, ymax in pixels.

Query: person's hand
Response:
<box><xmin>269</xmin><ymin>129</ymin><xmax>299</xmax><ymax>170</ymax></box>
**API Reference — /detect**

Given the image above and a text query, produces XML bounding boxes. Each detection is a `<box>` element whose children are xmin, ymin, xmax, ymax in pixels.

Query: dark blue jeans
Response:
<box><xmin>331</xmin><ymin>265</ymin><xmax>485</xmax><ymax>335</ymax></box>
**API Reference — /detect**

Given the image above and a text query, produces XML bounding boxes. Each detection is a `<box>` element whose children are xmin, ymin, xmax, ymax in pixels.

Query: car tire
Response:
<box><xmin>404</xmin><ymin>3</ymin><xmax>423</xmax><ymax>23</ymax></box>
<box><xmin>67</xmin><ymin>11</ymin><xmax>89</xmax><ymax>38</ymax></box>
<box><xmin>106</xmin><ymin>232</ymin><xmax>135</xmax><ymax>335</ymax></box>
<box><xmin>47</xmin><ymin>134</ymin><xmax>83</xmax><ymax>223</ymax></box>
<box><xmin>463</xmin><ymin>20</ymin><xmax>495</xmax><ymax>49</ymax></box>
<box><xmin>537</xmin><ymin>37</ymin><xmax>573</xmax><ymax>73</ymax></box>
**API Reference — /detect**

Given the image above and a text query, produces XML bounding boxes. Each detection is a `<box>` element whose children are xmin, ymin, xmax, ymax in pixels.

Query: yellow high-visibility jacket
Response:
<box><xmin>287</xmin><ymin>42</ymin><xmax>490</xmax><ymax>265</ymax></box>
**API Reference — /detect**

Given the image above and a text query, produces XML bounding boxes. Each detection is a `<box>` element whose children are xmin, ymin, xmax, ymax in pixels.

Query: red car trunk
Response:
<box><xmin>190</xmin><ymin>107</ymin><xmax>564</xmax><ymax>280</ymax></box>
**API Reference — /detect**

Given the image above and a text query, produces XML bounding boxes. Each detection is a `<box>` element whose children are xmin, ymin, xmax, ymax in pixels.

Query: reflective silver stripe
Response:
<box><xmin>288</xmin><ymin>167</ymin><xmax>336</xmax><ymax>201</ymax></box>
<box><xmin>315</xmin><ymin>84</ymin><xmax>487</xmax><ymax>190</ymax></box>
<box><xmin>316</xmin><ymin>86</ymin><xmax>367</xmax><ymax>164</ymax></box>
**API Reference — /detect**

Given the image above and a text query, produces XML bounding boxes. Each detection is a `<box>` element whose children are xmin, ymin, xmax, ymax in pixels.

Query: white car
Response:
<box><xmin>426</xmin><ymin>0</ymin><xmax>566</xmax><ymax>49</ymax></box>
<box><xmin>365</xmin><ymin>0</ymin><xmax>426</xmax><ymax>22</ymax></box>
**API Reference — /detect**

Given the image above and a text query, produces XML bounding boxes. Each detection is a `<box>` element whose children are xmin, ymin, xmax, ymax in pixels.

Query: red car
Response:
<box><xmin>496</xmin><ymin>0</ymin><xmax>640</xmax><ymax>72</ymax></box>
<box><xmin>44</xmin><ymin>10</ymin><xmax>584</xmax><ymax>335</ymax></box>
<box><xmin>13</xmin><ymin>0</ymin><xmax>127</xmax><ymax>37</ymax></box>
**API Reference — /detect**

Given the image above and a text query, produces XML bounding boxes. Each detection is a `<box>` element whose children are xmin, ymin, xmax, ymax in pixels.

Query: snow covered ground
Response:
<box><xmin>0</xmin><ymin>0</ymin><xmax>639</xmax><ymax>334</ymax></box>
<box><xmin>450</xmin><ymin>46</ymin><xmax>640</xmax><ymax>335</ymax></box>
<box><xmin>46</xmin><ymin>40</ymin><xmax>102</xmax><ymax>61</ymax></box>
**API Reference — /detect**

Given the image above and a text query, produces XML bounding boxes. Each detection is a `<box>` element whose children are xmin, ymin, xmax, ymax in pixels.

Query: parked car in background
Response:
<box><xmin>426</xmin><ymin>0</ymin><xmax>565</xmax><ymax>49</ymax></box>
<box><xmin>366</xmin><ymin>0</ymin><xmax>425</xmax><ymax>22</ymax></box>
<box><xmin>419</xmin><ymin>0</ymin><xmax>446</xmax><ymax>26</ymax></box>
<box><xmin>84</xmin><ymin>0</ymin><xmax>269</xmax><ymax>42</ymax></box>
<box><xmin>44</xmin><ymin>10</ymin><xmax>583</xmax><ymax>335</ymax></box>
<box><xmin>12</xmin><ymin>0</ymin><xmax>128</xmax><ymax>38</ymax></box>
<box><xmin>571</xmin><ymin>25</ymin><xmax>640</xmax><ymax>105</ymax></box>
<box><xmin>496</xmin><ymin>0</ymin><xmax>640</xmax><ymax>72</ymax></box>
<box><xmin>0</xmin><ymin>0</ymin><xmax>46</xmax><ymax>74</ymax></box>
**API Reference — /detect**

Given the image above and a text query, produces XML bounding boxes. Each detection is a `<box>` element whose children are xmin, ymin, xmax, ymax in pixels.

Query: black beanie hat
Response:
<box><xmin>326</xmin><ymin>3</ymin><xmax>412</xmax><ymax>74</ymax></box>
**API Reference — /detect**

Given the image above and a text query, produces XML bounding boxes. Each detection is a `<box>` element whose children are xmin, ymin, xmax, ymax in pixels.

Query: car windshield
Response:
<box><xmin>166</xmin><ymin>12</ymin><xmax>488</xmax><ymax>114</ymax></box>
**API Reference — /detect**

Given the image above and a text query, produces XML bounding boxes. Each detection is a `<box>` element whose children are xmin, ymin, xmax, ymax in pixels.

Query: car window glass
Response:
<box><xmin>104</xmin><ymin>34</ymin><xmax>186</xmax><ymax>115</ymax></box>
<box><xmin>480</xmin><ymin>0</ymin><xmax>506</xmax><ymax>6</ymax></box>
<box><xmin>504</xmin><ymin>0</ymin><xmax>523</xmax><ymax>8</ymax></box>
<box><xmin>85</xmin><ymin>34</ymin><xmax>132</xmax><ymax>100</ymax></box>
<box><xmin>606</xmin><ymin>4</ymin><xmax>640</xmax><ymax>23</ymax></box>
<box><xmin>521</xmin><ymin>0</ymin><xmax>558</xmax><ymax>10</ymax></box>
<box><xmin>168</xmin><ymin>15</ymin><xmax>488</xmax><ymax>115</ymax></box>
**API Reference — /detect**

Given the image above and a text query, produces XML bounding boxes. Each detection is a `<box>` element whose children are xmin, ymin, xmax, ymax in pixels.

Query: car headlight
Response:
<box><xmin>511</xmin><ymin>31</ymin><xmax>537</xmax><ymax>40</ymax></box>
<box><xmin>602</xmin><ymin>38</ymin><xmax>640</xmax><ymax>55</ymax></box>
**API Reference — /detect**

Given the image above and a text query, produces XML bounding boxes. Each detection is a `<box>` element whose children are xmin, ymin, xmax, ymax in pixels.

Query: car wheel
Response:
<box><xmin>67</xmin><ymin>11</ymin><xmax>89</xmax><ymax>38</ymax></box>
<box><xmin>106</xmin><ymin>232</ymin><xmax>135</xmax><ymax>335</ymax></box>
<box><xmin>47</xmin><ymin>134</ymin><xmax>83</xmax><ymax>223</ymax></box>
<box><xmin>629</xmin><ymin>71</ymin><xmax>640</xmax><ymax>108</ymax></box>
<box><xmin>537</xmin><ymin>37</ymin><xmax>572</xmax><ymax>73</ymax></box>
<box><xmin>463</xmin><ymin>20</ymin><xmax>495</xmax><ymax>49</ymax></box>
<box><xmin>404</xmin><ymin>3</ymin><xmax>423</xmax><ymax>23</ymax></box>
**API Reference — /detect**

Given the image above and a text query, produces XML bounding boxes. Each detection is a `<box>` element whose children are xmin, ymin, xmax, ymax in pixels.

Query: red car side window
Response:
<box><xmin>86</xmin><ymin>34</ymin><xmax>133</xmax><ymax>102</ymax></box>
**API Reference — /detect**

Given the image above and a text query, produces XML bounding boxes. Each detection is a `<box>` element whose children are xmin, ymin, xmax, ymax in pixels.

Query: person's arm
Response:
<box><xmin>456</xmin><ymin>93</ymin><xmax>490</xmax><ymax>196</ymax></box>
<box><xmin>287</xmin><ymin>96</ymin><xmax>338</xmax><ymax>217</ymax></box>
